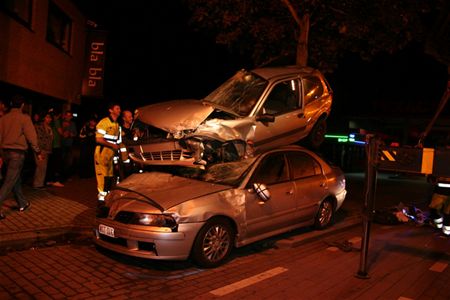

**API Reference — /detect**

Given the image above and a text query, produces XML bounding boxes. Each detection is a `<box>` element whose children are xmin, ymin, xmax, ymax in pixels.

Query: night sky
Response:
<box><xmin>76</xmin><ymin>1</ymin><xmax>449</xmax><ymax>129</ymax></box>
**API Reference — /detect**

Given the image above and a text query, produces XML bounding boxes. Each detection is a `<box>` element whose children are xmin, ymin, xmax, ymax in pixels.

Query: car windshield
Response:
<box><xmin>167</xmin><ymin>158</ymin><xmax>257</xmax><ymax>186</ymax></box>
<box><xmin>204</xmin><ymin>70</ymin><xmax>268</xmax><ymax>116</ymax></box>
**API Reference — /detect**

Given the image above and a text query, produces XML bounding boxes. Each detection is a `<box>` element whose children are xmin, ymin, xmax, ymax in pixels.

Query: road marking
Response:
<box><xmin>209</xmin><ymin>267</ymin><xmax>288</xmax><ymax>296</ymax></box>
<box><xmin>429</xmin><ymin>261</ymin><xmax>448</xmax><ymax>272</ymax></box>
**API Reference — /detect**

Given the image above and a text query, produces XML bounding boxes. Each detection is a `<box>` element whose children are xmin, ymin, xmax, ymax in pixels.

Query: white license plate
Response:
<box><xmin>99</xmin><ymin>224</ymin><xmax>115</xmax><ymax>238</ymax></box>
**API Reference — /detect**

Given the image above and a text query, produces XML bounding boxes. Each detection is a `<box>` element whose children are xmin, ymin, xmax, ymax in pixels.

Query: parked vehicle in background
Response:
<box><xmin>94</xmin><ymin>145</ymin><xmax>346</xmax><ymax>267</ymax></box>
<box><xmin>127</xmin><ymin>66</ymin><xmax>333</xmax><ymax>167</ymax></box>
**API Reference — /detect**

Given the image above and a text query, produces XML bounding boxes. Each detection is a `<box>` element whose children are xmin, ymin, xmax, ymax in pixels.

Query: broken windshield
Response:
<box><xmin>167</xmin><ymin>157</ymin><xmax>257</xmax><ymax>186</ymax></box>
<box><xmin>204</xmin><ymin>70</ymin><xmax>267</xmax><ymax>117</ymax></box>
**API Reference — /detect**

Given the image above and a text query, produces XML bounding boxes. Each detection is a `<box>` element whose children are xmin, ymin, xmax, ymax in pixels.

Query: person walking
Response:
<box><xmin>95</xmin><ymin>103</ymin><xmax>121</xmax><ymax>201</ymax></box>
<box><xmin>0</xmin><ymin>95</ymin><xmax>43</xmax><ymax>219</ymax></box>
<box><xmin>32</xmin><ymin>111</ymin><xmax>53</xmax><ymax>189</ymax></box>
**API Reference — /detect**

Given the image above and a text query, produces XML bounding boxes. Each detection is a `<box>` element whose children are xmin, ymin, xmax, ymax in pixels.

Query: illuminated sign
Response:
<box><xmin>82</xmin><ymin>30</ymin><xmax>107</xmax><ymax>98</ymax></box>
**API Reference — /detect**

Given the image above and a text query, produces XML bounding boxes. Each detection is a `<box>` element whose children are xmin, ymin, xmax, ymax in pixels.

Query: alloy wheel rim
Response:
<box><xmin>319</xmin><ymin>202</ymin><xmax>332</xmax><ymax>226</ymax></box>
<box><xmin>202</xmin><ymin>225</ymin><xmax>231</xmax><ymax>263</ymax></box>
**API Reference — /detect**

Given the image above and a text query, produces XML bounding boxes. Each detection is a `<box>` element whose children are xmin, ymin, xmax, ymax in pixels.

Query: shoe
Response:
<box><xmin>19</xmin><ymin>202</ymin><xmax>31</xmax><ymax>212</ymax></box>
<box><xmin>0</xmin><ymin>212</ymin><xmax>5</xmax><ymax>220</ymax></box>
<box><xmin>52</xmin><ymin>181</ymin><xmax>64</xmax><ymax>187</ymax></box>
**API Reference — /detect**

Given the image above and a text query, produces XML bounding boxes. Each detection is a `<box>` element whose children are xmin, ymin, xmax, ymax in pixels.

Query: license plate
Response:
<box><xmin>99</xmin><ymin>224</ymin><xmax>115</xmax><ymax>238</ymax></box>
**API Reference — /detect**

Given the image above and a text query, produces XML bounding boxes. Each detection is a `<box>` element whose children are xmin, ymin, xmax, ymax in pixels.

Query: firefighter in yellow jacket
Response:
<box><xmin>95</xmin><ymin>103</ymin><xmax>121</xmax><ymax>201</ymax></box>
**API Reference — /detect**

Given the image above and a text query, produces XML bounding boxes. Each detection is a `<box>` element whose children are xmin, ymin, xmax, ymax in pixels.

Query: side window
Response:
<box><xmin>250</xmin><ymin>153</ymin><xmax>289</xmax><ymax>185</ymax></box>
<box><xmin>46</xmin><ymin>1</ymin><xmax>72</xmax><ymax>53</ymax></box>
<box><xmin>263</xmin><ymin>80</ymin><xmax>299</xmax><ymax>115</ymax></box>
<box><xmin>302</xmin><ymin>76</ymin><xmax>324</xmax><ymax>106</ymax></box>
<box><xmin>287</xmin><ymin>151</ymin><xmax>322</xmax><ymax>179</ymax></box>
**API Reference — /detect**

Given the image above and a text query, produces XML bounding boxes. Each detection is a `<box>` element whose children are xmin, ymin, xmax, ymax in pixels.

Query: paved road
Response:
<box><xmin>0</xmin><ymin>171</ymin><xmax>446</xmax><ymax>299</ymax></box>
<box><xmin>1</xmin><ymin>221</ymin><xmax>449</xmax><ymax>299</ymax></box>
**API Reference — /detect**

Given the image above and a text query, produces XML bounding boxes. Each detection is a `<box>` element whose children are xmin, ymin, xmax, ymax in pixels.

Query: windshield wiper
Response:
<box><xmin>112</xmin><ymin>186</ymin><xmax>165</xmax><ymax>212</ymax></box>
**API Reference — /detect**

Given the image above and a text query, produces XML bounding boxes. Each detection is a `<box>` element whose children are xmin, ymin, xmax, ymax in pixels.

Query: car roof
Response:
<box><xmin>251</xmin><ymin>65</ymin><xmax>317</xmax><ymax>80</ymax></box>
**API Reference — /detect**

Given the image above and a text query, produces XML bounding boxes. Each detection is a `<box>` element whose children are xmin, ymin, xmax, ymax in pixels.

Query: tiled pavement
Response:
<box><xmin>0</xmin><ymin>177</ymin><xmax>97</xmax><ymax>252</ymax></box>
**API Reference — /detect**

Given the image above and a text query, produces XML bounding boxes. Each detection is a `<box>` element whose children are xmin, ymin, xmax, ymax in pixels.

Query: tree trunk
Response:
<box><xmin>296</xmin><ymin>14</ymin><xmax>310</xmax><ymax>66</ymax></box>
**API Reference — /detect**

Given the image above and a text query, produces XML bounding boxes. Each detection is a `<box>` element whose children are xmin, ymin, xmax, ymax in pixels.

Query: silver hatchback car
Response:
<box><xmin>94</xmin><ymin>145</ymin><xmax>346</xmax><ymax>267</ymax></box>
<box><xmin>127</xmin><ymin>66</ymin><xmax>332</xmax><ymax>167</ymax></box>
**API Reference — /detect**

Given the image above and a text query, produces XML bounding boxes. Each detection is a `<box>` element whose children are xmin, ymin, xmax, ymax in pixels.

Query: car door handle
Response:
<box><xmin>320</xmin><ymin>182</ymin><xmax>326</xmax><ymax>187</ymax></box>
<box><xmin>297</xmin><ymin>113</ymin><xmax>304</xmax><ymax>118</ymax></box>
<box><xmin>286</xmin><ymin>189</ymin><xmax>294</xmax><ymax>195</ymax></box>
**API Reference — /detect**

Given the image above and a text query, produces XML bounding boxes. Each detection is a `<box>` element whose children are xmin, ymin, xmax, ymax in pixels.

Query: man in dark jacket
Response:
<box><xmin>0</xmin><ymin>95</ymin><xmax>42</xmax><ymax>219</ymax></box>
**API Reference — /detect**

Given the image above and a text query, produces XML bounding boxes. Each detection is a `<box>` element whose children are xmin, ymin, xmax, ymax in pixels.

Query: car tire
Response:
<box><xmin>191</xmin><ymin>218</ymin><xmax>235</xmax><ymax>268</ymax></box>
<box><xmin>306</xmin><ymin>118</ymin><xmax>327</xmax><ymax>149</ymax></box>
<box><xmin>314</xmin><ymin>199</ymin><xmax>334</xmax><ymax>229</ymax></box>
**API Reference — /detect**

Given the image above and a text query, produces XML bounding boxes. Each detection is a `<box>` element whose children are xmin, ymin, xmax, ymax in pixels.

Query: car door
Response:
<box><xmin>244</xmin><ymin>152</ymin><xmax>297</xmax><ymax>238</ymax></box>
<box><xmin>286</xmin><ymin>151</ymin><xmax>328</xmax><ymax>222</ymax></box>
<box><xmin>253</xmin><ymin>79</ymin><xmax>308</xmax><ymax>151</ymax></box>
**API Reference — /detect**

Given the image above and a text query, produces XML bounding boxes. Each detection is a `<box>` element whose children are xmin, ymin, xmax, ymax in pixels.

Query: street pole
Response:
<box><xmin>356</xmin><ymin>134</ymin><xmax>379</xmax><ymax>279</ymax></box>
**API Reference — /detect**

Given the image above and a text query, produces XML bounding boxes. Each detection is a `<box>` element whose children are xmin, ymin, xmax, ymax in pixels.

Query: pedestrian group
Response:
<box><xmin>0</xmin><ymin>95</ymin><xmax>138</xmax><ymax>219</ymax></box>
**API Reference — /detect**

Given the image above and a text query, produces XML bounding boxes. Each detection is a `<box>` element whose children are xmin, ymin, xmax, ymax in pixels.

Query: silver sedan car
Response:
<box><xmin>127</xmin><ymin>66</ymin><xmax>332</xmax><ymax>167</ymax></box>
<box><xmin>94</xmin><ymin>145</ymin><xmax>346</xmax><ymax>267</ymax></box>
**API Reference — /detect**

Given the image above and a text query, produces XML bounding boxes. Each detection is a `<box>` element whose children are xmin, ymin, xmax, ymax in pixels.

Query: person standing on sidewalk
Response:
<box><xmin>95</xmin><ymin>103</ymin><xmax>121</xmax><ymax>201</ymax></box>
<box><xmin>32</xmin><ymin>111</ymin><xmax>53</xmax><ymax>189</ymax></box>
<box><xmin>61</xmin><ymin>110</ymin><xmax>77</xmax><ymax>181</ymax></box>
<box><xmin>0</xmin><ymin>95</ymin><xmax>43</xmax><ymax>219</ymax></box>
<box><xmin>78</xmin><ymin>116</ymin><xmax>97</xmax><ymax>178</ymax></box>
<box><xmin>46</xmin><ymin>109</ymin><xmax>64</xmax><ymax>187</ymax></box>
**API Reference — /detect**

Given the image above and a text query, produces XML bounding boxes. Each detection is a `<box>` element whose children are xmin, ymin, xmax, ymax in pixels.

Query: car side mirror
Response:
<box><xmin>253</xmin><ymin>183</ymin><xmax>271</xmax><ymax>202</ymax></box>
<box><xmin>256</xmin><ymin>114</ymin><xmax>275</xmax><ymax>123</ymax></box>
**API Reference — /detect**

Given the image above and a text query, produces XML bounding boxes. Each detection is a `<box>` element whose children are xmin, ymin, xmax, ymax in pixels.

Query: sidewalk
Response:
<box><xmin>0</xmin><ymin>176</ymin><xmax>98</xmax><ymax>252</ymax></box>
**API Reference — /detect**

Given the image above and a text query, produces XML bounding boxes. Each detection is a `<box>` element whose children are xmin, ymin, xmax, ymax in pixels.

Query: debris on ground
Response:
<box><xmin>373</xmin><ymin>202</ymin><xmax>427</xmax><ymax>225</ymax></box>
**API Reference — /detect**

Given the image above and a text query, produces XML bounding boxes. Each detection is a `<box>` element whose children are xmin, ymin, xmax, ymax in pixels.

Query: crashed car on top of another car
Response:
<box><xmin>94</xmin><ymin>145</ymin><xmax>347</xmax><ymax>267</ymax></box>
<box><xmin>127</xmin><ymin>65</ymin><xmax>333</xmax><ymax>167</ymax></box>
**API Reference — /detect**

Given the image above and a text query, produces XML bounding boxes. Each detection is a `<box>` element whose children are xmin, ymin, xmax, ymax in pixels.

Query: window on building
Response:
<box><xmin>46</xmin><ymin>1</ymin><xmax>72</xmax><ymax>52</ymax></box>
<box><xmin>0</xmin><ymin>0</ymin><xmax>32</xmax><ymax>27</ymax></box>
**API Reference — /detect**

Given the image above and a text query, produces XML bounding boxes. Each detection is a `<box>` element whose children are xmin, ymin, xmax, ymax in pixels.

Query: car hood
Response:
<box><xmin>136</xmin><ymin>99</ymin><xmax>215</xmax><ymax>133</ymax></box>
<box><xmin>108</xmin><ymin>172</ymin><xmax>231</xmax><ymax>211</ymax></box>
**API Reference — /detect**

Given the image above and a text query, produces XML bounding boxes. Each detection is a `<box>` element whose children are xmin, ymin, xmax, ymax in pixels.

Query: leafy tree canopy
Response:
<box><xmin>184</xmin><ymin>0</ymin><xmax>447</xmax><ymax>72</ymax></box>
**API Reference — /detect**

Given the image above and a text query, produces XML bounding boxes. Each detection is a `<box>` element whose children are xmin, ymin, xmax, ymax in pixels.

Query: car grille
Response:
<box><xmin>131</xmin><ymin>150</ymin><xmax>193</xmax><ymax>161</ymax></box>
<box><xmin>143</xmin><ymin>150</ymin><xmax>182</xmax><ymax>160</ymax></box>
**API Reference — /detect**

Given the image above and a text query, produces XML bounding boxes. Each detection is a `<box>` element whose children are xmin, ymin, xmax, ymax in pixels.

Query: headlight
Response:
<box><xmin>131</xmin><ymin>213</ymin><xmax>177</xmax><ymax>228</ymax></box>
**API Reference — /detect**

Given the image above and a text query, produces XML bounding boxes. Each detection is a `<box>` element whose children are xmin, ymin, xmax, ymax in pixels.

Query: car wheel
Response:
<box><xmin>191</xmin><ymin>218</ymin><xmax>234</xmax><ymax>268</ymax></box>
<box><xmin>306</xmin><ymin>118</ymin><xmax>327</xmax><ymax>149</ymax></box>
<box><xmin>314</xmin><ymin>199</ymin><xmax>334</xmax><ymax>229</ymax></box>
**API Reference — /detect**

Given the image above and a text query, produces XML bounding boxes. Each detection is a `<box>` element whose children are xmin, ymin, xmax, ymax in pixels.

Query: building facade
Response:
<box><xmin>0</xmin><ymin>0</ymin><xmax>87</xmax><ymax>112</ymax></box>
